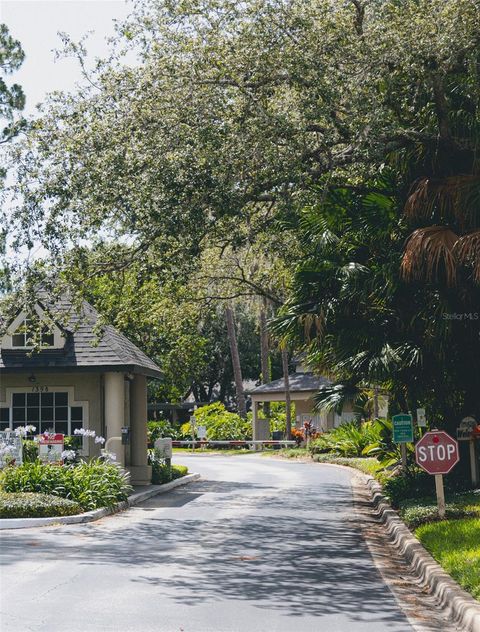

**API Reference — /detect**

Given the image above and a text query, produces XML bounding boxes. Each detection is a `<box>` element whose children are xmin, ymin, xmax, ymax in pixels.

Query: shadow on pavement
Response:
<box><xmin>0</xmin><ymin>477</ymin><xmax>410</xmax><ymax>628</ymax></box>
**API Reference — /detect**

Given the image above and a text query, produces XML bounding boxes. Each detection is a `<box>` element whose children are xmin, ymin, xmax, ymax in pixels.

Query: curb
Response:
<box><xmin>0</xmin><ymin>473</ymin><xmax>201</xmax><ymax>530</ymax></box>
<box><xmin>360</xmin><ymin>473</ymin><xmax>480</xmax><ymax>632</ymax></box>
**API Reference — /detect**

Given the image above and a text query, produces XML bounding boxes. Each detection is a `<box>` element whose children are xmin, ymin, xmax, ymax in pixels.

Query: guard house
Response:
<box><xmin>0</xmin><ymin>297</ymin><xmax>162</xmax><ymax>485</ymax></box>
<box><xmin>248</xmin><ymin>358</ymin><xmax>356</xmax><ymax>440</ymax></box>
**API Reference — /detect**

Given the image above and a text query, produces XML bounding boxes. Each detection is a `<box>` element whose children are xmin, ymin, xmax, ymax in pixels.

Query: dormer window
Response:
<box><xmin>11</xmin><ymin>318</ymin><xmax>54</xmax><ymax>348</ymax></box>
<box><xmin>1</xmin><ymin>304</ymin><xmax>65</xmax><ymax>351</ymax></box>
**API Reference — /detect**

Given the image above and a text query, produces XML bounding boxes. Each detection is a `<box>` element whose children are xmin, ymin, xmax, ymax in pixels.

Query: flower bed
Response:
<box><xmin>0</xmin><ymin>460</ymin><xmax>132</xmax><ymax>511</ymax></box>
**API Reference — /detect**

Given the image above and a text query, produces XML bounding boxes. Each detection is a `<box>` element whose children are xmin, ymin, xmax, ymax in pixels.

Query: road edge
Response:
<box><xmin>0</xmin><ymin>472</ymin><xmax>201</xmax><ymax>530</ymax></box>
<box><xmin>353</xmin><ymin>470</ymin><xmax>480</xmax><ymax>632</ymax></box>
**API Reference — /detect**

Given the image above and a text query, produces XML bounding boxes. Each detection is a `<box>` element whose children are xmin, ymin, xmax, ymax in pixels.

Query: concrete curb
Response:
<box><xmin>360</xmin><ymin>473</ymin><xmax>480</xmax><ymax>632</ymax></box>
<box><xmin>0</xmin><ymin>473</ymin><xmax>201</xmax><ymax>530</ymax></box>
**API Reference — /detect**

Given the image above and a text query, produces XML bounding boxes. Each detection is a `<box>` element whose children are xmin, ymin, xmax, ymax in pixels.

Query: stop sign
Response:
<box><xmin>415</xmin><ymin>431</ymin><xmax>459</xmax><ymax>475</ymax></box>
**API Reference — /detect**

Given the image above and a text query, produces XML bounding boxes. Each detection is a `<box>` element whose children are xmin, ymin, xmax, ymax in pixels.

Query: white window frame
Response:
<box><xmin>0</xmin><ymin>386</ymin><xmax>90</xmax><ymax>456</ymax></box>
<box><xmin>1</xmin><ymin>304</ymin><xmax>65</xmax><ymax>350</ymax></box>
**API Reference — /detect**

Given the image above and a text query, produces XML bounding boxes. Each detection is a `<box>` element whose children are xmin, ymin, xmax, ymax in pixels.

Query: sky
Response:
<box><xmin>1</xmin><ymin>0</ymin><xmax>132</xmax><ymax>115</ymax></box>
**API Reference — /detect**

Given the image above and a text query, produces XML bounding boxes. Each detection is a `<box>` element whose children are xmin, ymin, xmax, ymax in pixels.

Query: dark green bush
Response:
<box><xmin>383</xmin><ymin>470</ymin><xmax>435</xmax><ymax>507</ymax></box>
<box><xmin>147</xmin><ymin>419</ymin><xmax>180</xmax><ymax>446</ymax></box>
<box><xmin>400</xmin><ymin>504</ymin><xmax>478</xmax><ymax>529</ymax></box>
<box><xmin>0</xmin><ymin>460</ymin><xmax>132</xmax><ymax>511</ymax></box>
<box><xmin>152</xmin><ymin>462</ymin><xmax>188</xmax><ymax>485</ymax></box>
<box><xmin>0</xmin><ymin>492</ymin><xmax>81</xmax><ymax>518</ymax></box>
<box><xmin>22</xmin><ymin>440</ymin><xmax>39</xmax><ymax>463</ymax></box>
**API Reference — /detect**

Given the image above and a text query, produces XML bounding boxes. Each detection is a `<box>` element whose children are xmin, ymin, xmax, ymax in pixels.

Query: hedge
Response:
<box><xmin>0</xmin><ymin>492</ymin><xmax>81</xmax><ymax>518</ymax></box>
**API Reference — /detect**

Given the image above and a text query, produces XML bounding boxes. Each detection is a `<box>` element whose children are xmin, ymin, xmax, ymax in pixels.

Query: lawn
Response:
<box><xmin>172</xmin><ymin>447</ymin><xmax>252</xmax><ymax>455</ymax></box>
<box><xmin>416</xmin><ymin>517</ymin><xmax>480</xmax><ymax>600</ymax></box>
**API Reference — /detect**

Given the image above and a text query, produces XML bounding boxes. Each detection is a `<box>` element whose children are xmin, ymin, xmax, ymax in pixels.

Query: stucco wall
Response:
<box><xmin>0</xmin><ymin>372</ymin><xmax>103</xmax><ymax>455</ymax></box>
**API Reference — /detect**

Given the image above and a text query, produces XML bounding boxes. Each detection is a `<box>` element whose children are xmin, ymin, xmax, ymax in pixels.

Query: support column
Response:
<box><xmin>129</xmin><ymin>374</ymin><xmax>152</xmax><ymax>485</ymax></box>
<box><xmin>252</xmin><ymin>399</ymin><xmax>270</xmax><ymax>442</ymax></box>
<box><xmin>104</xmin><ymin>372</ymin><xmax>125</xmax><ymax>466</ymax></box>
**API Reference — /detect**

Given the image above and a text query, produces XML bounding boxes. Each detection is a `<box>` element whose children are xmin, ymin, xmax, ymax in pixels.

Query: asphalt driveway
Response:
<box><xmin>0</xmin><ymin>455</ymin><xmax>432</xmax><ymax>631</ymax></box>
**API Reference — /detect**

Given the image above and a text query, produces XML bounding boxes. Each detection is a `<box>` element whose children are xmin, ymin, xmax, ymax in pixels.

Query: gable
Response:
<box><xmin>1</xmin><ymin>303</ymin><xmax>65</xmax><ymax>351</ymax></box>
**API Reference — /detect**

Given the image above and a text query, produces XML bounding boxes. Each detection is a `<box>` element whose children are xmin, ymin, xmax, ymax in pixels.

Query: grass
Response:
<box><xmin>416</xmin><ymin>518</ymin><xmax>480</xmax><ymax>600</ymax></box>
<box><xmin>268</xmin><ymin>447</ymin><xmax>310</xmax><ymax>459</ymax></box>
<box><xmin>173</xmin><ymin>447</ymin><xmax>252</xmax><ymax>455</ymax></box>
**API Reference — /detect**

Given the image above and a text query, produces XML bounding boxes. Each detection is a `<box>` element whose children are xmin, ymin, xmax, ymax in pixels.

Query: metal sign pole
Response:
<box><xmin>434</xmin><ymin>474</ymin><xmax>446</xmax><ymax>519</ymax></box>
<box><xmin>470</xmin><ymin>440</ymin><xmax>479</xmax><ymax>485</ymax></box>
<box><xmin>400</xmin><ymin>443</ymin><xmax>407</xmax><ymax>469</ymax></box>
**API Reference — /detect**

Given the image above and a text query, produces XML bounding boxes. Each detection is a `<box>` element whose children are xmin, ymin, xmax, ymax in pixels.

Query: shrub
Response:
<box><xmin>257</xmin><ymin>402</ymin><xmax>295</xmax><ymax>434</ymax></box>
<box><xmin>0</xmin><ymin>491</ymin><xmax>81</xmax><ymax>518</ymax></box>
<box><xmin>400</xmin><ymin>504</ymin><xmax>478</xmax><ymax>529</ymax></box>
<box><xmin>0</xmin><ymin>460</ymin><xmax>131</xmax><ymax>511</ymax></box>
<box><xmin>181</xmin><ymin>402</ymin><xmax>251</xmax><ymax>441</ymax></box>
<box><xmin>147</xmin><ymin>419</ymin><xmax>180</xmax><ymax>446</ymax></box>
<box><xmin>22</xmin><ymin>440</ymin><xmax>39</xmax><ymax>463</ymax></box>
<box><xmin>63</xmin><ymin>460</ymin><xmax>131</xmax><ymax>510</ymax></box>
<box><xmin>382</xmin><ymin>470</ymin><xmax>434</xmax><ymax>507</ymax></box>
<box><xmin>151</xmin><ymin>462</ymin><xmax>188</xmax><ymax>485</ymax></box>
<box><xmin>308</xmin><ymin>421</ymin><xmax>383</xmax><ymax>458</ymax></box>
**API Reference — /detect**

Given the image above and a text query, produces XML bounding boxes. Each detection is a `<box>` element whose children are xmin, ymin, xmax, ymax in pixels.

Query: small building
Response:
<box><xmin>248</xmin><ymin>359</ymin><xmax>356</xmax><ymax>440</ymax></box>
<box><xmin>0</xmin><ymin>296</ymin><xmax>162</xmax><ymax>485</ymax></box>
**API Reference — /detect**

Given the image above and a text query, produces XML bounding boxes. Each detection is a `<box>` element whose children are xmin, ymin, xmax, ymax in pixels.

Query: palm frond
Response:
<box><xmin>453</xmin><ymin>231</ymin><xmax>480</xmax><ymax>283</ymax></box>
<box><xmin>404</xmin><ymin>175</ymin><xmax>480</xmax><ymax>230</ymax></box>
<box><xmin>401</xmin><ymin>226</ymin><xmax>459</xmax><ymax>287</ymax></box>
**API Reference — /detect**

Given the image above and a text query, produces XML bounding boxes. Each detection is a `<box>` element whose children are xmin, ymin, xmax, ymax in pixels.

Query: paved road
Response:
<box><xmin>0</xmin><ymin>455</ymin><xmax>437</xmax><ymax>631</ymax></box>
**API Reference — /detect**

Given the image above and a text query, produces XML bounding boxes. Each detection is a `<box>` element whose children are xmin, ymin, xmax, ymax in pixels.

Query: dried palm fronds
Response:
<box><xmin>404</xmin><ymin>175</ymin><xmax>480</xmax><ymax>230</ymax></box>
<box><xmin>401</xmin><ymin>226</ymin><xmax>459</xmax><ymax>286</ymax></box>
<box><xmin>454</xmin><ymin>231</ymin><xmax>480</xmax><ymax>284</ymax></box>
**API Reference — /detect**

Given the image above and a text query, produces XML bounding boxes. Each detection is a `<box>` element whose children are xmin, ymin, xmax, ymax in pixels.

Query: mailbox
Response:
<box><xmin>121</xmin><ymin>426</ymin><xmax>130</xmax><ymax>445</ymax></box>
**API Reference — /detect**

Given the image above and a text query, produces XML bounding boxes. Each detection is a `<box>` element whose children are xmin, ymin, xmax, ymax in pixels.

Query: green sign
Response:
<box><xmin>392</xmin><ymin>414</ymin><xmax>414</xmax><ymax>443</ymax></box>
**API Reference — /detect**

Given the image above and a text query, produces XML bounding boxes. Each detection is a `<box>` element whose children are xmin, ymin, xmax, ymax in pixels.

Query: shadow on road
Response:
<box><xmin>1</xmin><ymin>476</ymin><xmax>410</xmax><ymax>628</ymax></box>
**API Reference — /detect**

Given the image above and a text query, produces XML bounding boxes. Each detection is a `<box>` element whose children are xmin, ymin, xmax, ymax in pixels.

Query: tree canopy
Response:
<box><xmin>3</xmin><ymin>0</ymin><xmax>480</xmax><ymax>423</ymax></box>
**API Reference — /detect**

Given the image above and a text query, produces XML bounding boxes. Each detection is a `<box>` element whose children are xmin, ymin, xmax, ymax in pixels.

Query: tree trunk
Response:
<box><xmin>225</xmin><ymin>304</ymin><xmax>247</xmax><ymax>419</ymax></box>
<box><xmin>260</xmin><ymin>301</ymin><xmax>271</xmax><ymax>418</ymax></box>
<box><xmin>282</xmin><ymin>348</ymin><xmax>292</xmax><ymax>439</ymax></box>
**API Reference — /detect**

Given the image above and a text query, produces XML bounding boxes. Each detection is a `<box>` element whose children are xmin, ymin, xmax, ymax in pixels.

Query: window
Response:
<box><xmin>11</xmin><ymin>318</ymin><xmax>54</xmax><ymax>348</ymax></box>
<box><xmin>9</xmin><ymin>391</ymin><xmax>83</xmax><ymax>435</ymax></box>
<box><xmin>0</xmin><ymin>408</ymin><xmax>9</xmax><ymax>431</ymax></box>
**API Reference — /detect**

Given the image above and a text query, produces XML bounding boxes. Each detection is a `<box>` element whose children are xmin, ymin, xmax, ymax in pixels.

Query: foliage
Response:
<box><xmin>0</xmin><ymin>491</ymin><xmax>81</xmax><ymax>518</ymax></box>
<box><xmin>416</xmin><ymin>518</ymin><xmax>480</xmax><ymax>600</ymax></box>
<box><xmin>0</xmin><ymin>460</ymin><xmax>131</xmax><ymax>510</ymax></box>
<box><xmin>4</xmin><ymin>0</ymin><xmax>480</xmax><ymax>432</ymax></box>
<box><xmin>382</xmin><ymin>470</ymin><xmax>435</xmax><ymax>507</ymax></box>
<box><xmin>65</xmin><ymin>258</ymin><xmax>265</xmax><ymax>405</ymax></box>
<box><xmin>258</xmin><ymin>402</ymin><xmax>294</xmax><ymax>434</ymax></box>
<box><xmin>182</xmin><ymin>402</ymin><xmax>252</xmax><ymax>441</ymax></box>
<box><xmin>308</xmin><ymin>421</ymin><xmax>383</xmax><ymax>458</ymax></box>
<box><xmin>147</xmin><ymin>420</ymin><xmax>180</xmax><ymax>446</ymax></box>
<box><xmin>22</xmin><ymin>440</ymin><xmax>38</xmax><ymax>463</ymax></box>
<box><xmin>399</xmin><ymin>492</ymin><xmax>480</xmax><ymax>529</ymax></box>
<box><xmin>0</xmin><ymin>23</ymin><xmax>25</xmax><ymax>146</ymax></box>
<box><xmin>151</xmin><ymin>462</ymin><xmax>188</xmax><ymax>485</ymax></box>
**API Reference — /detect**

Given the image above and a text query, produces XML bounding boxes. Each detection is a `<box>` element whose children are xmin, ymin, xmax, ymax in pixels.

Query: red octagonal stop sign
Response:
<box><xmin>415</xmin><ymin>430</ymin><xmax>459</xmax><ymax>475</ymax></box>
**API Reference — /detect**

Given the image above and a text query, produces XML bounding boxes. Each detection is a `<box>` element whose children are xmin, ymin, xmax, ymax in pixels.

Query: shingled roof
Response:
<box><xmin>247</xmin><ymin>372</ymin><xmax>332</xmax><ymax>395</ymax></box>
<box><xmin>0</xmin><ymin>296</ymin><xmax>162</xmax><ymax>378</ymax></box>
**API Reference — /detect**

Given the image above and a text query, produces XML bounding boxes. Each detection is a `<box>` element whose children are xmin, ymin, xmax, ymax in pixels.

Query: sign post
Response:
<box><xmin>392</xmin><ymin>414</ymin><xmax>414</xmax><ymax>468</ymax></box>
<box><xmin>416</xmin><ymin>408</ymin><xmax>427</xmax><ymax>429</ymax></box>
<box><xmin>457</xmin><ymin>417</ymin><xmax>479</xmax><ymax>486</ymax></box>
<box><xmin>197</xmin><ymin>425</ymin><xmax>207</xmax><ymax>449</ymax></box>
<box><xmin>38</xmin><ymin>433</ymin><xmax>64</xmax><ymax>465</ymax></box>
<box><xmin>415</xmin><ymin>430</ymin><xmax>459</xmax><ymax>519</ymax></box>
<box><xmin>154</xmin><ymin>437</ymin><xmax>173</xmax><ymax>479</ymax></box>
<box><xmin>190</xmin><ymin>414</ymin><xmax>196</xmax><ymax>451</ymax></box>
